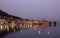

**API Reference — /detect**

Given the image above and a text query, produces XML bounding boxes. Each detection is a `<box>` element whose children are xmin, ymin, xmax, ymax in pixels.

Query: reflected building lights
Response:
<box><xmin>0</xmin><ymin>25</ymin><xmax>5</xmax><ymax>30</ymax></box>
<box><xmin>48</xmin><ymin>31</ymin><xmax>50</xmax><ymax>34</ymax></box>
<box><xmin>21</xmin><ymin>30</ymin><xmax>23</xmax><ymax>32</ymax></box>
<box><xmin>0</xmin><ymin>15</ymin><xmax>57</xmax><ymax>35</ymax></box>
<box><xmin>38</xmin><ymin>31</ymin><xmax>41</xmax><ymax>35</ymax></box>
<box><xmin>13</xmin><ymin>29</ymin><xmax>16</xmax><ymax>32</ymax></box>
<box><xmin>1</xmin><ymin>25</ymin><xmax>3</xmax><ymax>30</ymax></box>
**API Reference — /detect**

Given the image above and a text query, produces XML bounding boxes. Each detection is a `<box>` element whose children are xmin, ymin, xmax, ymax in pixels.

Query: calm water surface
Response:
<box><xmin>2</xmin><ymin>22</ymin><xmax>60</xmax><ymax>38</ymax></box>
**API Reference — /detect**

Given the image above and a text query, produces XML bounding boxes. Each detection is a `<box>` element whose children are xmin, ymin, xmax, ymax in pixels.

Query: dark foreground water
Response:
<box><xmin>2</xmin><ymin>22</ymin><xmax>60</xmax><ymax>38</ymax></box>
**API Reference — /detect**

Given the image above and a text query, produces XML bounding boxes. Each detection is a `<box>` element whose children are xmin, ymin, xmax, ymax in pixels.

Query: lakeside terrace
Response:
<box><xmin>0</xmin><ymin>17</ymin><xmax>56</xmax><ymax>31</ymax></box>
<box><xmin>0</xmin><ymin>16</ymin><xmax>56</xmax><ymax>37</ymax></box>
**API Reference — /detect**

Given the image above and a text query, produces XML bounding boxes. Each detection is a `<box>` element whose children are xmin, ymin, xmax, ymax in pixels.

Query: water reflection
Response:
<box><xmin>1</xmin><ymin>22</ymin><xmax>60</xmax><ymax>38</ymax></box>
<box><xmin>48</xmin><ymin>31</ymin><xmax>50</xmax><ymax>34</ymax></box>
<box><xmin>13</xmin><ymin>29</ymin><xmax>16</xmax><ymax>32</ymax></box>
<box><xmin>20</xmin><ymin>30</ymin><xmax>23</xmax><ymax>32</ymax></box>
<box><xmin>38</xmin><ymin>31</ymin><xmax>41</xmax><ymax>35</ymax></box>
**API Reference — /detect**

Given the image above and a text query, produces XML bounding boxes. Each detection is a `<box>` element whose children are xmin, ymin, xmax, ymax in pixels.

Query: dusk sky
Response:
<box><xmin>0</xmin><ymin>0</ymin><xmax>60</xmax><ymax>21</ymax></box>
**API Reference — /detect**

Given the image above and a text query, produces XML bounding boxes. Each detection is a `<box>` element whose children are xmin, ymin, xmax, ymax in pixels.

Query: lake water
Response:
<box><xmin>2</xmin><ymin>22</ymin><xmax>60</xmax><ymax>38</ymax></box>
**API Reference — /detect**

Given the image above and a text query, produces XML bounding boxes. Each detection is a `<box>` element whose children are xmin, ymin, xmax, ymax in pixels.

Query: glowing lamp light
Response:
<box><xmin>1</xmin><ymin>22</ymin><xmax>3</xmax><ymax>24</ymax></box>
<box><xmin>1</xmin><ymin>25</ymin><xmax>3</xmax><ymax>30</ymax></box>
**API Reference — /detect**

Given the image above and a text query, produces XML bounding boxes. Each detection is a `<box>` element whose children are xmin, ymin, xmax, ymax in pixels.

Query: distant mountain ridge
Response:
<box><xmin>0</xmin><ymin>10</ymin><xmax>23</xmax><ymax>20</ymax></box>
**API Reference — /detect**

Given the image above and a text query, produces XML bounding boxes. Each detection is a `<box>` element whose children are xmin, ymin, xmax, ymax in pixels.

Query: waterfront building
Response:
<box><xmin>39</xmin><ymin>19</ymin><xmax>49</xmax><ymax>28</ymax></box>
<box><xmin>0</xmin><ymin>19</ymin><xmax>5</xmax><ymax>31</ymax></box>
